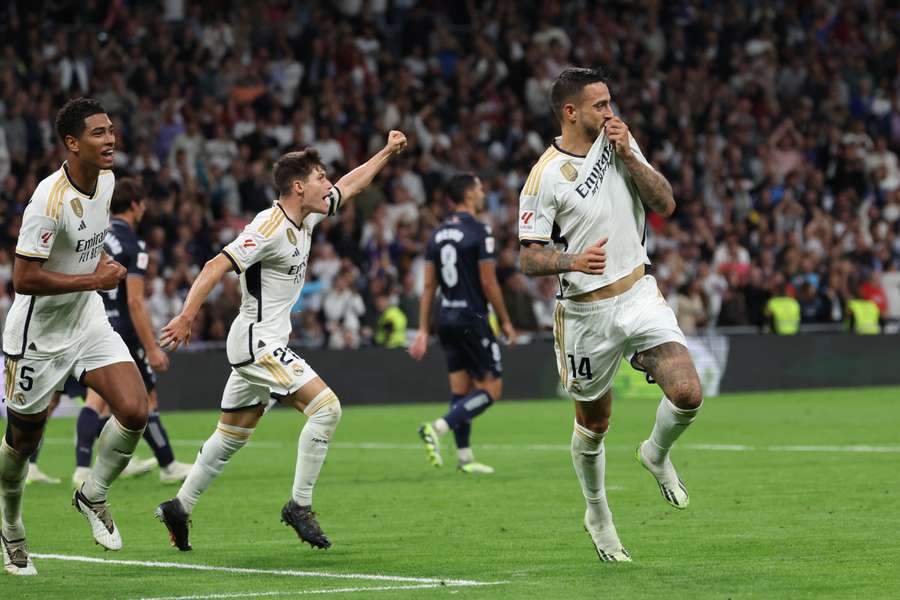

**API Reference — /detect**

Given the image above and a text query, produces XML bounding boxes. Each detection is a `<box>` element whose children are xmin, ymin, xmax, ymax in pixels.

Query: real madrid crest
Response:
<box><xmin>13</xmin><ymin>392</ymin><xmax>26</xmax><ymax>406</ymax></box>
<box><xmin>286</xmin><ymin>228</ymin><xmax>297</xmax><ymax>245</ymax></box>
<box><xmin>560</xmin><ymin>161</ymin><xmax>578</xmax><ymax>182</ymax></box>
<box><xmin>71</xmin><ymin>197</ymin><xmax>84</xmax><ymax>218</ymax></box>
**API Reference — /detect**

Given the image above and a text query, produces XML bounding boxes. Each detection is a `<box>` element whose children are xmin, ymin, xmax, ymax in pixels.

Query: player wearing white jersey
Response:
<box><xmin>518</xmin><ymin>68</ymin><xmax>703</xmax><ymax>561</ymax></box>
<box><xmin>155</xmin><ymin>131</ymin><xmax>407</xmax><ymax>552</ymax></box>
<box><xmin>1</xmin><ymin>99</ymin><xmax>150</xmax><ymax>575</ymax></box>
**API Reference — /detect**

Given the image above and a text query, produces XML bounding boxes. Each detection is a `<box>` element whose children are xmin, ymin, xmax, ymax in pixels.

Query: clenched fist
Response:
<box><xmin>92</xmin><ymin>256</ymin><xmax>127</xmax><ymax>291</ymax></box>
<box><xmin>386</xmin><ymin>130</ymin><xmax>407</xmax><ymax>155</ymax></box>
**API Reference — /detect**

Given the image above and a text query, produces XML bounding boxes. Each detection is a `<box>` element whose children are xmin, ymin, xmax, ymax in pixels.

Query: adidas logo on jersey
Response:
<box><xmin>292</xmin><ymin>248</ymin><xmax>300</xmax><ymax>257</ymax></box>
<box><xmin>78</xmin><ymin>220</ymin><xmax>87</xmax><ymax>231</ymax></box>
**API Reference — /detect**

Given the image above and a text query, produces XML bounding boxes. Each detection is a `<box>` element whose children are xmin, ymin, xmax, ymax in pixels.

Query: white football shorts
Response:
<box><xmin>221</xmin><ymin>345</ymin><xmax>319</xmax><ymax>412</ymax></box>
<box><xmin>553</xmin><ymin>275</ymin><xmax>686</xmax><ymax>402</ymax></box>
<box><xmin>3</xmin><ymin>317</ymin><xmax>132</xmax><ymax>415</ymax></box>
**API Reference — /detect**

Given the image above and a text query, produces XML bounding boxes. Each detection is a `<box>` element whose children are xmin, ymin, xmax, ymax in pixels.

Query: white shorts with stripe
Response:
<box><xmin>3</xmin><ymin>317</ymin><xmax>132</xmax><ymax>415</ymax></box>
<box><xmin>553</xmin><ymin>275</ymin><xmax>686</xmax><ymax>402</ymax></box>
<box><xmin>221</xmin><ymin>345</ymin><xmax>320</xmax><ymax>412</ymax></box>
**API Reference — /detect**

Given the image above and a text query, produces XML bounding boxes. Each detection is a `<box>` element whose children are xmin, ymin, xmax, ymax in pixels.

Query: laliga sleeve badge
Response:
<box><xmin>235</xmin><ymin>235</ymin><xmax>260</xmax><ymax>261</ymax></box>
<box><xmin>38</xmin><ymin>228</ymin><xmax>55</xmax><ymax>249</ymax></box>
<box><xmin>519</xmin><ymin>210</ymin><xmax>536</xmax><ymax>233</ymax></box>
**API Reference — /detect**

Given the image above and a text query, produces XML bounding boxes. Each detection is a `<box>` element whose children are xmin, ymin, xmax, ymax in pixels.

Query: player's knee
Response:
<box><xmin>317</xmin><ymin>398</ymin><xmax>342</xmax><ymax>428</ymax></box>
<box><xmin>118</xmin><ymin>398</ymin><xmax>149</xmax><ymax>431</ymax></box>
<box><xmin>4</xmin><ymin>429</ymin><xmax>41</xmax><ymax>457</ymax></box>
<box><xmin>306</xmin><ymin>390</ymin><xmax>341</xmax><ymax>428</ymax></box>
<box><xmin>670</xmin><ymin>381</ymin><xmax>703</xmax><ymax>411</ymax></box>
<box><xmin>579</xmin><ymin>415</ymin><xmax>609</xmax><ymax>434</ymax></box>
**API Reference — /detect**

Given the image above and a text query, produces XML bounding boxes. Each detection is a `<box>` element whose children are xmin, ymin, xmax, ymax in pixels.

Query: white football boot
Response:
<box><xmin>583</xmin><ymin>509</ymin><xmax>631</xmax><ymax>562</ymax></box>
<box><xmin>121</xmin><ymin>456</ymin><xmax>156</xmax><ymax>478</ymax></box>
<box><xmin>72</xmin><ymin>487</ymin><xmax>122</xmax><ymax>551</ymax></box>
<box><xmin>159</xmin><ymin>461</ymin><xmax>193</xmax><ymax>485</ymax></box>
<box><xmin>72</xmin><ymin>466</ymin><xmax>91</xmax><ymax>488</ymax></box>
<box><xmin>636</xmin><ymin>441</ymin><xmax>689</xmax><ymax>509</ymax></box>
<box><xmin>2</xmin><ymin>535</ymin><xmax>37</xmax><ymax>576</ymax></box>
<box><xmin>26</xmin><ymin>463</ymin><xmax>61</xmax><ymax>485</ymax></box>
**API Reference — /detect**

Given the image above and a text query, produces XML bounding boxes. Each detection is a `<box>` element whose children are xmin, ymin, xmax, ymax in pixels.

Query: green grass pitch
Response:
<box><xmin>3</xmin><ymin>386</ymin><xmax>899</xmax><ymax>599</ymax></box>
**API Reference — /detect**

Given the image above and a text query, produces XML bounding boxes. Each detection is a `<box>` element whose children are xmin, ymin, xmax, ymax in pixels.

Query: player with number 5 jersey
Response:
<box><xmin>410</xmin><ymin>174</ymin><xmax>517</xmax><ymax>474</ymax></box>
<box><xmin>154</xmin><ymin>131</ymin><xmax>407</xmax><ymax>553</ymax></box>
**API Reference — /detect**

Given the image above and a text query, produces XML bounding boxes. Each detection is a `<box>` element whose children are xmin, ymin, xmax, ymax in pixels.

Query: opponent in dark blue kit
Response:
<box><xmin>410</xmin><ymin>174</ymin><xmax>517</xmax><ymax>473</ymax></box>
<box><xmin>71</xmin><ymin>178</ymin><xmax>192</xmax><ymax>487</ymax></box>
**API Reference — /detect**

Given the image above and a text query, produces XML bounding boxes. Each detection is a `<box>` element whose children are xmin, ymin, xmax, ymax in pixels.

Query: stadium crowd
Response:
<box><xmin>0</xmin><ymin>0</ymin><xmax>898</xmax><ymax>348</ymax></box>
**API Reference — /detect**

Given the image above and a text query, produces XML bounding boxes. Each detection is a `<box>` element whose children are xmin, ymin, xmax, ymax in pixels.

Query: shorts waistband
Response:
<box><xmin>558</xmin><ymin>276</ymin><xmax>655</xmax><ymax>315</ymax></box>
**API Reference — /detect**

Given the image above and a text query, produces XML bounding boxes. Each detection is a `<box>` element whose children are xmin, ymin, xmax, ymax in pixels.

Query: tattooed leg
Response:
<box><xmin>633</xmin><ymin>342</ymin><xmax>702</xmax><ymax>410</ymax></box>
<box><xmin>633</xmin><ymin>343</ymin><xmax>701</xmax><ymax>509</ymax></box>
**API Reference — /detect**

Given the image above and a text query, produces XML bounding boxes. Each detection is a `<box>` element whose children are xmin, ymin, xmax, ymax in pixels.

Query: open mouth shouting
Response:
<box><xmin>100</xmin><ymin>147</ymin><xmax>115</xmax><ymax>166</ymax></box>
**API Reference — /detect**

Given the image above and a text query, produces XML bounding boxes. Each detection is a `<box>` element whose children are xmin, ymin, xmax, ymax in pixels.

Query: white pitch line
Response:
<box><xmin>41</xmin><ymin>438</ymin><xmax>900</xmax><ymax>454</ymax></box>
<box><xmin>137</xmin><ymin>584</ymin><xmax>455</xmax><ymax>600</ymax></box>
<box><xmin>31</xmin><ymin>553</ymin><xmax>505</xmax><ymax>588</ymax></box>
<box><xmin>41</xmin><ymin>437</ymin><xmax>283</xmax><ymax>449</ymax></box>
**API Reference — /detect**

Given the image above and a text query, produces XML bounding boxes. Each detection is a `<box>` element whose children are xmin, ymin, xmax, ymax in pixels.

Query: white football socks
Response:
<box><xmin>571</xmin><ymin>421</ymin><xmax>613</xmax><ymax>527</ymax></box>
<box><xmin>81</xmin><ymin>417</ymin><xmax>144</xmax><ymax>503</ymax></box>
<box><xmin>0</xmin><ymin>440</ymin><xmax>28</xmax><ymax>539</ymax></box>
<box><xmin>176</xmin><ymin>422</ymin><xmax>253</xmax><ymax>514</ymax></box>
<box><xmin>292</xmin><ymin>389</ymin><xmax>341</xmax><ymax>506</ymax></box>
<box><xmin>645</xmin><ymin>396</ymin><xmax>701</xmax><ymax>465</ymax></box>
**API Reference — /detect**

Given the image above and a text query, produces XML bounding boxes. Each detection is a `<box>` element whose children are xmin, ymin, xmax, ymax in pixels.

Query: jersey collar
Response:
<box><xmin>552</xmin><ymin>139</ymin><xmax>587</xmax><ymax>159</ymax></box>
<box><xmin>62</xmin><ymin>162</ymin><xmax>98</xmax><ymax>198</ymax></box>
<box><xmin>275</xmin><ymin>202</ymin><xmax>303</xmax><ymax>231</ymax></box>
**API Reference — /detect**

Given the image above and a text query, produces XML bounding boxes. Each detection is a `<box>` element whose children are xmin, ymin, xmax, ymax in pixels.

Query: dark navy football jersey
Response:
<box><xmin>425</xmin><ymin>211</ymin><xmax>495</xmax><ymax>325</ymax></box>
<box><xmin>101</xmin><ymin>217</ymin><xmax>149</xmax><ymax>342</ymax></box>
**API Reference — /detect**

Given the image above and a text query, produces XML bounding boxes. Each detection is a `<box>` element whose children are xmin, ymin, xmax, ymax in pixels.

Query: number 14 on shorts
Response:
<box><xmin>567</xmin><ymin>354</ymin><xmax>593</xmax><ymax>379</ymax></box>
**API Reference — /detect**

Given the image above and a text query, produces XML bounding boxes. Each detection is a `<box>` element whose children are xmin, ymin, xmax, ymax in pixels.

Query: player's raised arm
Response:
<box><xmin>334</xmin><ymin>130</ymin><xmax>407</xmax><ymax>202</ymax></box>
<box><xmin>159</xmin><ymin>253</ymin><xmax>233</xmax><ymax>350</ymax></box>
<box><xmin>605</xmin><ymin>116</ymin><xmax>675</xmax><ymax>216</ymax></box>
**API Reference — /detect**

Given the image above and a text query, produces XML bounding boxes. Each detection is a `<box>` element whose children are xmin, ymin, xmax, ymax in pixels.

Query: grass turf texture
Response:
<box><xmin>3</xmin><ymin>387</ymin><xmax>899</xmax><ymax>599</ymax></box>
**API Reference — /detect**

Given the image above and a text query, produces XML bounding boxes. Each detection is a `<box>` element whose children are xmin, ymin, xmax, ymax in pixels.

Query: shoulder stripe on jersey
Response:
<box><xmin>53</xmin><ymin>182</ymin><xmax>73</xmax><ymax>219</ymax></box>
<box><xmin>523</xmin><ymin>148</ymin><xmax>560</xmax><ymax>196</ymax></box>
<box><xmin>44</xmin><ymin>175</ymin><xmax>67</xmax><ymax>218</ymax></box>
<box><xmin>257</xmin><ymin>209</ymin><xmax>278</xmax><ymax>238</ymax></box>
<box><xmin>259</xmin><ymin>210</ymin><xmax>285</xmax><ymax>238</ymax></box>
<box><xmin>522</xmin><ymin>148</ymin><xmax>554</xmax><ymax>197</ymax></box>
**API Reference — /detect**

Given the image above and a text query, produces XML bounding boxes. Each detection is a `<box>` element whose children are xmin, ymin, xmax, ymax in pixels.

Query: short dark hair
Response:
<box><xmin>110</xmin><ymin>178</ymin><xmax>145</xmax><ymax>215</ymax></box>
<box><xmin>272</xmin><ymin>149</ymin><xmax>325</xmax><ymax>197</ymax></box>
<box><xmin>549</xmin><ymin>67</ymin><xmax>608</xmax><ymax>122</ymax></box>
<box><xmin>446</xmin><ymin>173</ymin><xmax>478</xmax><ymax>205</ymax></box>
<box><xmin>55</xmin><ymin>97</ymin><xmax>107</xmax><ymax>143</ymax></box>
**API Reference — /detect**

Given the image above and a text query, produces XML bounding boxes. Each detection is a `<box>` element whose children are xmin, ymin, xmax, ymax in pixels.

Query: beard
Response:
<box><xmin>583</xmin><ymin>122</ymin><xmax>601</xmax><ymax>140</ymax></box>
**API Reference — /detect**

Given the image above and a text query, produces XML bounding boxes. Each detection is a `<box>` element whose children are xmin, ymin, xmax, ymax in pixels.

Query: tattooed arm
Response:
<box><xmin>622</xmin><ymin>154</ymin><xmax>675</xmax><ymax>216</ymax></box>
<box><xmin>519</xmin><ymin>238</ymin><xmax>607</xmax><ymax>277</ymax></box>
<box><xmin>606</xmin><ymin>117</ymin><xmax>676</xmax><ymax>216</ymax></box>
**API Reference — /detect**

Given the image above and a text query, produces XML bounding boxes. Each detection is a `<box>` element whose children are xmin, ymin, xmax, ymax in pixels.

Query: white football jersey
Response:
<box><xmin>221</xmin><ymin>188</ymin><xmax>341</xmax><ymax>366</ymax></box>
<box><xmin>3</xmin><ymin>164</ymin><xmax>114</xmax><ymax>357</ymax></box>
<box><xmin>518</xmin><ymin>131</ymin><xmax>651</xmax><ymax>298</ymax></box>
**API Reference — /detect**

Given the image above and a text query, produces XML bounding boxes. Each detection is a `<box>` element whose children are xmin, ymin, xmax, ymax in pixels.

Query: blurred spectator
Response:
<box><xmin>674</xmin><ymin>280</ymin><xmax>708</xmax><ymax>335</ymax></box>
<box><xmin>373</xmin><ymin>294</ymin><xmax>408</xmax><ymax>349</ymax></box>
<box><xmin>322</xmin><ymin>271</ymin><xmax>365</xmax><ymax>350</ymax></box>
